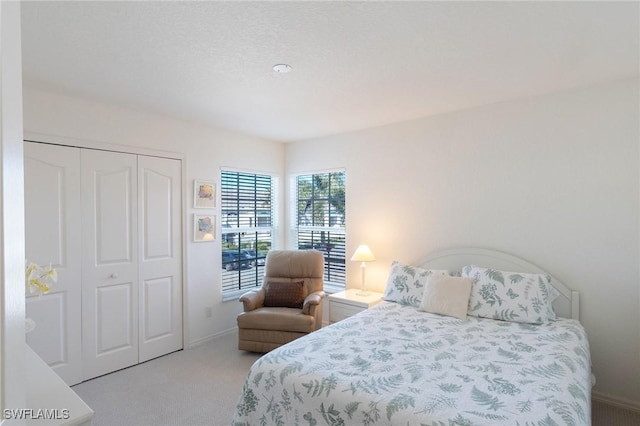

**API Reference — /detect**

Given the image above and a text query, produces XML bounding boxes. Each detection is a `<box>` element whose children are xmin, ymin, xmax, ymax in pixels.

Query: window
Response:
<box><xmin>221</xmin><ymin>170</ymin><xmax>275</xmax><ymax>296</ymax></box>
<box><xmin>295</xmin><ymin>171</ymin><xmax>346</xmax><ymax>286</ymax></box>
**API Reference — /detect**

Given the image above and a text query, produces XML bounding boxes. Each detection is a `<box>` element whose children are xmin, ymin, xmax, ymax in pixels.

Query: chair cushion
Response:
<box><xmin>263</xmin><ymin>280</ymin><xmax>305</xmax><ymax>308</ymax></box>
<box><xmin>237</xmin><ymin>307</ymin><xmax>315</xmax><ymax>333</ymax></box>
<box><xmin>265</xmin><ymin>250</ymin><xmax>324</xmax><ymax>278</ymax></box>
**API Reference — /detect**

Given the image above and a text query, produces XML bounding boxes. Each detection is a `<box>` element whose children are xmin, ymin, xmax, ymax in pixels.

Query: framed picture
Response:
<box><xmin>194</xmin><ymin>179</ymin><xmax>216</xmax><ymax>208</ymax></box>
<box><xmin>194</xmin><ymin>214</ymin><xmax>215</xmax><ymax>242</ymax></box>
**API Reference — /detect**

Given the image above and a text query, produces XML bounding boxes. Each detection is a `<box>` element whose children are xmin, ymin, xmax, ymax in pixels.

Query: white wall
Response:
<box><xmin>285</xmin><ymin>78</ymin><xmax>640</xmax><ymax>405</ymax></box>
<box><xmin>1</xmin><ymin>0</ymin><xmax>27</xmax><ymax>413</ymax></box>
<box><xmin>22</xmin><ymin>87</ymin><xmax>285</xmax><ymax>346</ymax></box>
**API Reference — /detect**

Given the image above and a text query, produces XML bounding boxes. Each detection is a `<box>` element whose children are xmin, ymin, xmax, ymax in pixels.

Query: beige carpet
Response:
<box><xmin>72</xmin><ymin>332</ymin><xmax>260</xmax><ymax>426</ymax></box>
<box><xmin>592</xmin><ymin>399</ymin><xmax>640</xmax><ymax>426</ymax></box>
<box><xmin>72</xmin><ymin>331</ymin><xmax>639</xmax><ymax>425</ymax></box>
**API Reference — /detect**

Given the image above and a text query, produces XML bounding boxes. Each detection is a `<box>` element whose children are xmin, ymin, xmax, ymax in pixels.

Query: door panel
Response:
<box><xmin>138</xmin><ymin>156</ymin><xmax>182</xmax><ymax>362</ymax></box>
<box><xmin>142</xmin><ymin>168</ymin><xmax>174</xmax><ymax>260</ymax></box>
<box><xmin>95</xmin><ymin>167</ymin><xmax>135</xmax><ymax>264</ymax></box>
<box><xmin>24</xmin><ymin>142</ymin><xmax>82</xmax><ymax>385</ymax></box>
<box><xmin>24</xmin><ymin>157</ymin><xmax>65</xmax><ymax>265</ymax></box>
<box><xmin>82</xmin><ymin>149</ymin><xmax>138</xmax><ymax>380</ymax></box>
<box><xmin>143</xmin><ymin>277</ymin><xmax>173</xmax><ymax>341</ymax></box>
<box><xmin>96</xmin><ymin>283</ymin><xmax>135</xmax><ymax>354</ymax></box>
<box><xmin>25</xmin><ymin>292</ymin><xmax>66</xmax><ymax>366</ymax></box>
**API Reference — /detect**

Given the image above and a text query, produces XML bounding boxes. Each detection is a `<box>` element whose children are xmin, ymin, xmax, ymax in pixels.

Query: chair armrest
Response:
<box><xmin>302</xmin><ymin>290</ymin><xmax>326</xmax><ymax>315</ymax></box>
<box><xmin>239</xmin><ymin>289</ymin><xmax>265</xmax><ymax>312</ymax></box>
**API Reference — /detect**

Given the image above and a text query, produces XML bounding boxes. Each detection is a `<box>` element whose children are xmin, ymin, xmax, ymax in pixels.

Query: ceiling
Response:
<box><xmin>20</xmin><ymin>1</ymin><xmax>639</xmax><ymax>142</ymax></box>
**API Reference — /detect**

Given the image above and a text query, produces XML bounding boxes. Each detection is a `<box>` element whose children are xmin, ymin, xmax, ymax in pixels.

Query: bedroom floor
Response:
<box><xmin>72</xmin><ymin>331</ymin><xmax>639</xmax><ymax>426</ymax></box>
<box><xmin>592</xmin><ymin>400</ymin><xmax>640</xmax><ymax>425</ymax></box>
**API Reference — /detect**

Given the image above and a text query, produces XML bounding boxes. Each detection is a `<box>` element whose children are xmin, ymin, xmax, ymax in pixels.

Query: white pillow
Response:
<box><xmin>383</xmin><ymin>261</ymin><xmax>448</xmax><ymax>307</ymax></box>
<box><xmin>418</xmin><ymin>274</ymin><xmax>473</xmax><ymax>320</ymax></box>
<box><xmin>462</xmin><ymin>265</ymin><xmax>557</xmax><ymax>324</ymax></box>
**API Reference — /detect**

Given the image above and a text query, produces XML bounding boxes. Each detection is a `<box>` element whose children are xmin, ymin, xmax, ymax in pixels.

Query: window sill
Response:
<box><xmin>222</xmin><ymin>290</ymin><xmax>252</xmax><ymax>302</ymax></box>
<box><xmin>323</xmin><ymin>282</ymin><xmax>346</xmax><ymax>295</ymax></box>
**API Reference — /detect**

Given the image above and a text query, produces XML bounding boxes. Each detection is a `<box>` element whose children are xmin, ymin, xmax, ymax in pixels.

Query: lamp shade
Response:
<box><xmin>350</xmin><ymin>244</ymin><xmax>376</xmax><ymax>262</ymax></box>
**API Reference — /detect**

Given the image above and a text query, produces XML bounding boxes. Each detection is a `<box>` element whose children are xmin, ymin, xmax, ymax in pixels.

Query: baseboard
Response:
<box><xmin>186</xmin><ymin>327</ymin><xmax>237</xmax><ymax>348</ymax></box>
<box><xmin>592</xmin><ymin>390</ymin><xmax>640</xmax><ymax>413</ymax></box>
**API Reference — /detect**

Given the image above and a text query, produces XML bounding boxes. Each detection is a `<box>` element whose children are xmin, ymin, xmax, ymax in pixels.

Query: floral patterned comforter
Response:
<box><xmin>233</xmin><ymin>301</ymin><xmax>591</xmax><ymax>426</ymax></box>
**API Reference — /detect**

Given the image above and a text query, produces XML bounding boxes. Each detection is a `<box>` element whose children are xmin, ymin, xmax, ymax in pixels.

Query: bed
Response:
<box><xmin>232</xmin><ymin>248</ymin><xmax>592</xmax><ymax>426</ymax></box>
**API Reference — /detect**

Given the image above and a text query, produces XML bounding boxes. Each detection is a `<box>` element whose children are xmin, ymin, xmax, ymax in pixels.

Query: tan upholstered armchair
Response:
<box><xmin>237</xmin><ymin>250</ymin><xmax>325</xmax><ymax>353</ymax></box>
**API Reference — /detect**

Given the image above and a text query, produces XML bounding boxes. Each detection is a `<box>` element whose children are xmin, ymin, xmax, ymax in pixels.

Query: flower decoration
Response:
<box><xmin>25</xmin><ymin>261</ymin><xmax>57</xmax><ymax>296</ymax></box>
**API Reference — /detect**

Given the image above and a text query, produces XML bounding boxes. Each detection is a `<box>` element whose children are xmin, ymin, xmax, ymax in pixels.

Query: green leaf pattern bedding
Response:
<box><xmin>233</xmin><ymin>301</ymin><xmax>591</xmax><ymax>426</ymax></box>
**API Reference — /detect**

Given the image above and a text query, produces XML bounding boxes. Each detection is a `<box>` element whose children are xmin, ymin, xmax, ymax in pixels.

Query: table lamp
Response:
<box><xmin>350</xmin><ymin>244</ymin><xmax>376</xmax><ymax>296</ymax></box>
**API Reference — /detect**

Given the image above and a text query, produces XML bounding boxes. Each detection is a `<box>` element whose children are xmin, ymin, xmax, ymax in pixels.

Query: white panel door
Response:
<box><xmin>138</xmin><ymin>156</ymin><xmax>183</xmax><ymax>362</ymax></box>
<box><xmin>81</xmin><ymin>149</ymin><xmax>139</xmax><ymax>380</ymax></box>
<box><xmin>24</xmin><ymin>142</ymin><xmax>83</xmax><ymax>385</ymax></box>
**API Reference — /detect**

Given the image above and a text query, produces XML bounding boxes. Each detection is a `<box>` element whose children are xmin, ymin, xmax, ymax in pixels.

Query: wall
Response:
<box><xmin>1</xmin><ymin>0</ymin><xmax>27</xmax><ymax>413</ymax></box>
<box><xmin>285</xmin><ymin>78</ymin><xmax>640</xmax><ymax>406</ymax></box>
<box><xmin>22</xmin><ymin>87</ymin><xmax>285</xmax><ymax>346</ymax></box>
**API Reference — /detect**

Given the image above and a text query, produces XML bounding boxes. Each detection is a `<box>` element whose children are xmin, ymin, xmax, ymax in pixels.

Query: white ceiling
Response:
<box><xmin>20</xmin><ymin>1</ymin><xmax>639</xmax><ymax>142</ymax></box>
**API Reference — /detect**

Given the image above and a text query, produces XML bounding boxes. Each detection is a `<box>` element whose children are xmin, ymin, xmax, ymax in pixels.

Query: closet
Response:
<box><xmin>24</xmin><ymin>141</ymin><xmax>183</xmax><ymax>385</ymax></box>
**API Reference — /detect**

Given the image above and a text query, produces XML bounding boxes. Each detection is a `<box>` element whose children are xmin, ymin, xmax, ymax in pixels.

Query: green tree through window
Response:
<box><xmin>296</xmin><ymin>171</ymin><xmax>346</xmax><ymax>285</ymax></box>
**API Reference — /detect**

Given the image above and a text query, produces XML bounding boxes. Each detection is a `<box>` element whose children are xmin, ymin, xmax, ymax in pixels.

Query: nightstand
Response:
<box><xmin>328</xmin><ymin>289</ymin><xmax>383</xmax><ymax>323</ymax></box>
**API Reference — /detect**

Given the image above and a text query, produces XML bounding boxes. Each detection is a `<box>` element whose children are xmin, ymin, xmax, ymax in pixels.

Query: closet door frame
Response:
<box><xmin>24</xmin><ymin>132</ymin><xmax>190</xmax><ymax>349</ymax></box>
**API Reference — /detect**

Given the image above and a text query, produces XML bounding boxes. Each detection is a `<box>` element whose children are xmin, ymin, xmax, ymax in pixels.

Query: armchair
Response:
<box><xmin>237</xmin><ymin>250</ymin><xmax>325</xmax><ymax>352</ymax></box>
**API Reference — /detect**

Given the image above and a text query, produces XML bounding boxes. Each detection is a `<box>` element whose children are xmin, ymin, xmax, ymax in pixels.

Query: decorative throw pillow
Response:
<box><xmin>383</xmin><ymin>261</ymin><xmax>448</xmax><ymax>307</ymax></box>
<box><xmin>418</xmin><ymin>274</ymin><xmax>473</xmax><ymax>320</ymax></box>
<box><xmin>461</xmin><ymin>265</ymin><xmax>558</xmax><ymax>324</ymax></box>
<box><xmin>263</xmin><ymin>280</ymin><xmax>305</xmax><ymax>309</ymax></box>
<box><xmin>546</xmin><ymin>281</ymin><xmax>560</xmax><ymax>321</ymax></box>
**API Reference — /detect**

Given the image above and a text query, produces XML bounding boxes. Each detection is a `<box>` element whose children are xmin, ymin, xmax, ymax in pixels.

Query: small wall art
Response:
<box><xmin>194</xmin><ymin>214</ymin><xmax>215</xmax><ymax>242</ymax></box>
<box><xmin>194</xmin><ymin>179</ymin><xmax>216</xmax><ymax>208</ymax></box>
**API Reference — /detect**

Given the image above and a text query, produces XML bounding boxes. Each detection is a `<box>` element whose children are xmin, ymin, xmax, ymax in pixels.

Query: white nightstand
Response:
<box><xmin>328</xmin><ymin>289</ymin><xmax>383</xmax><ymax>323</ymax></box>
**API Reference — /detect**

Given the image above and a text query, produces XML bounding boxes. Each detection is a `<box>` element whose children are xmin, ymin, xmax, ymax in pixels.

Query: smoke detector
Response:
<box><xmin>272</xmin><ymin>64</ymin><xmax>293</xmax><ymax>73</ymax></box>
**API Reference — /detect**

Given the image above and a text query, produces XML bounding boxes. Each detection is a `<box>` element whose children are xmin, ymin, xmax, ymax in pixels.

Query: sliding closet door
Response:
<box><xmin>138</xmin><ymin>156</ymin><xmax>183</xmax><ymax>362</ymax></box>
<box><xmin>24</xmin><ymin>142</ymin><xmax>83</xmax><ymax>385</ymax></box>
<box><xmin>81</xmin><ymin>149</ymin><xmax>139</xmax><ymax>380</ymax></box>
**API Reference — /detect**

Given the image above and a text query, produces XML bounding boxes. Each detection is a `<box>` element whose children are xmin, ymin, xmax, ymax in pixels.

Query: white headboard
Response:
<box><xmin>417</xmin><ymin>247</ymin><xmax>580</xmax><ymax>321</ymax></box>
